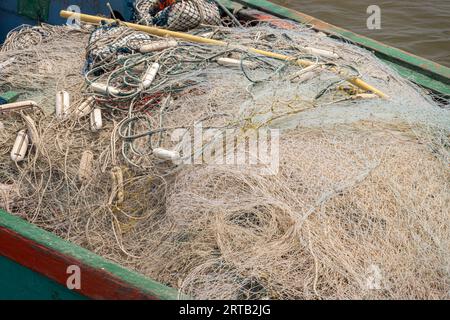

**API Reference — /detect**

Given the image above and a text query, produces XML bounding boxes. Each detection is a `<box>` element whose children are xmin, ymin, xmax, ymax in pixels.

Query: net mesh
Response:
<box><xmin>0</xmin><ymin>21</ymin><xmax>449</xmax><ymax>300</ymax></box>
<box><xmin>134</xmin><ymin>0</ymin><xmax>222</xmax><ymax>30</ymax></box>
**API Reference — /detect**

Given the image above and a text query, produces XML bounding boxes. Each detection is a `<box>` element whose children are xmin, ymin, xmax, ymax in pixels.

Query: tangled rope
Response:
<box><xmin>1</xmin><ymin>20</ymin><xmax>449</xmax><ymax>300</ymax></box>
<box><xmin>134</xmin><ymin>0</ymin><xmax>222</xmax><ymax>30</ymax></box>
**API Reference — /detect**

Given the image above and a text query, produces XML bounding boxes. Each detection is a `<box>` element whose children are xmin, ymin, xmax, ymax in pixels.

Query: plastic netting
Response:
<box><xmin>134</xmin><ymin>0</ymin><xmax>221</xmax><ymax>30</ymax></box>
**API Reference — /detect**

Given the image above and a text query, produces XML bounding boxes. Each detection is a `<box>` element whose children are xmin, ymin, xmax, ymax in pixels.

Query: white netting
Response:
<box><xmin>86</xmin><ymin>24</ymin><xmax>157</xmax><ymax>68</ymax></box>
<box><xmin>0</xmin><ymin>22</ymin><xmax>449</xmax><ymax>300</ymax></box>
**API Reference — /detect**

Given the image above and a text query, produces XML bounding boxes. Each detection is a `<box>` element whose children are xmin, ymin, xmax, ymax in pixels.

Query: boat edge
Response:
<box><xmin>0</xmin><ymin>209</ymin><xmax>182</xmax><ymax>300</ymax></box>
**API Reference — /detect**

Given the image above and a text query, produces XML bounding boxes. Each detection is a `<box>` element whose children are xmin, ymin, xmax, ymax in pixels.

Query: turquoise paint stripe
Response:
<box><xmin>0</xmin><ymin>255</ymin><xmax>87</xmax><ymax>300</ymax></box>
<box><xmin>0</xmin><ymin>209</ymin><xmax>181</xmax><ymax>300</ymax></box>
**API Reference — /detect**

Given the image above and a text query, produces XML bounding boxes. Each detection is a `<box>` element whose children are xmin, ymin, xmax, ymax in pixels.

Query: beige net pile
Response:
<box><xmin>0</xmin><ymin>22</ymin><xmax>449</xmax><ymax>300</ymax></box>
<box><xmin>157</xmin><ymin>126</ymin><xmax>449</xmax><ymax>299</ymax></box>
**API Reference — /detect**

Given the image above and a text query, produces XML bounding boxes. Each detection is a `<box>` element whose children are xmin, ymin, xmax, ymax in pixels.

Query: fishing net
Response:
<box><xmin>134</xmin><ymin>0</ymin><xmax>222</xmax><ymax>30</ymax></box>
<box><xmin>86</xmin><ymin>23</ymin><xmax>157</xmax><ymax>71</ymax></box>
<box><xmin>0</xmin><ymin>20</ymin><xmax>449</xmax><ymax>300</ymax></box>
<box><xmin>0</xmin><ymin>24</ymin><xmax>91</xmax><ymax>111</ymax></box>
<box><xmin>0</xmin><ymin>24</ymin><xmax>61</xmax><ymax>52</ymax></box>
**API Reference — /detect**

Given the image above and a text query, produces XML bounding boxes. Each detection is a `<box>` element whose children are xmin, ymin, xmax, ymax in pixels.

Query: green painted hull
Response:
<box><xmin>0</xmin><ymin>209</ymin><xmax>181</xmax><ymax>300</ymax></box>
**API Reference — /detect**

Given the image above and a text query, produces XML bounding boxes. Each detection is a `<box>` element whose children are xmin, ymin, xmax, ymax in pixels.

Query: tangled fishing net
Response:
<box><xmin>0</xmin><ymin>17</ymin><xmax>449</xmax><ymax>300</ymax></box>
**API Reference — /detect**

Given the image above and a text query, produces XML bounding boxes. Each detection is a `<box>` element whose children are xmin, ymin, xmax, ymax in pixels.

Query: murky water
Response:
<box><xmin>271</xmin><ymin>0</ymin><xmax>450</xmax><ymax>67</ymax></box>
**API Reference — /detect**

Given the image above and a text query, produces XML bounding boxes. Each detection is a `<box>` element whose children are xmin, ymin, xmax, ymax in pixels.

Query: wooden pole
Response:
<box><xmin>60</xmin><ymin>10</ymin><xmax>389</xmax><ymax>99</ymax></box>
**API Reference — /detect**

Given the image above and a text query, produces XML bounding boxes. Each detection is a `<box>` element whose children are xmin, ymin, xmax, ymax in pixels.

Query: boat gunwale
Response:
<box><xmin>0</xmin><ymin>209</ymin><xmax>181</xmax><ymax>300</ymax></box>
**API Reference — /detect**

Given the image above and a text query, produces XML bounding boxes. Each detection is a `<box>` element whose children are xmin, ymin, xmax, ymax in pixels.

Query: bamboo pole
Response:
<box><xmin>60</xmin><ymin>10</ymin><xmax>389</xmax><ymax>99</ymax></box>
